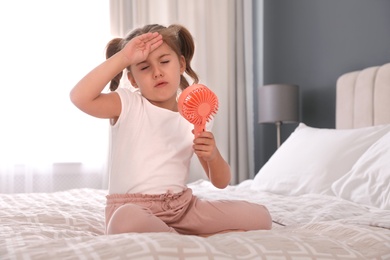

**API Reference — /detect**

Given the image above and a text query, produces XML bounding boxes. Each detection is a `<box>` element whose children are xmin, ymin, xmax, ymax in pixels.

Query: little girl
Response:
<box><xmin>70</xmin><ymin>24</ymin><xmax>271</xmax><ymax>236</ymax></box>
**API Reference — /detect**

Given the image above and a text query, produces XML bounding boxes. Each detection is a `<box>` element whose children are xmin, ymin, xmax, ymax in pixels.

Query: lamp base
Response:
<box><xmin>276</xmin><ymin>121</ymin><xmax>281</xmax><ymax>148</ymax></box>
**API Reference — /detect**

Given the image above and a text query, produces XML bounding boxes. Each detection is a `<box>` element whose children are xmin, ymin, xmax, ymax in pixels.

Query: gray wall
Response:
<box><xmin>253</xmin><ymin>0</ymin><xmax>390</xmax><ymax>173</ymax></box>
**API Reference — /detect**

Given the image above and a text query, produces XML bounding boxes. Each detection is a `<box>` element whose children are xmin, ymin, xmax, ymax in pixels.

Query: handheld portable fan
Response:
<box><xmin>178</xmin><ymin>84</ymin><xmax>219</xmax><ymax>137</ymax></box>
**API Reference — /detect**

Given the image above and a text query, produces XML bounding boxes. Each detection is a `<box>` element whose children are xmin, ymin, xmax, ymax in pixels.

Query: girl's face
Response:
<box><xmin>128</xmin><ymin>43</ymin><xmax>185</xmax><ymax>111</ymax></box>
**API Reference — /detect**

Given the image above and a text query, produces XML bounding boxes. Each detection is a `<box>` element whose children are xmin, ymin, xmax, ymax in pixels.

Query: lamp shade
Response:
<box><xmin>258</xmin><ymin>84</ymin><xmax>299</xmax><ymax>123</ymax></box>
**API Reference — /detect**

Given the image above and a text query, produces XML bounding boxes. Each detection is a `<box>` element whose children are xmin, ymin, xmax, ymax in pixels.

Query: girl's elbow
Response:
<box><xmin>69</xmin><ymin>89</ymin><xmax>90</xmax><ymax>111</ymax></box>
<box><xmin>212</xmin><ymin>175</ymin><xmax>231</xmax><ymax>189</ymax></box>
<box><xmin>213</xmin><ymin>182</ymin><xmax>228</xmax><ymax>189</ymax></box>
<box><xmin>69</xmin><ymin>89</ymin><xmax>80</xmax><ymax>107</ymax></box>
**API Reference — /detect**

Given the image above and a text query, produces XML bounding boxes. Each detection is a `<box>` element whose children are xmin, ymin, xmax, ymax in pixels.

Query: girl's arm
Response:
<box><xmin>193</xmin><ymin>131</ymin><xmax>231</xmax><ymax>189</ymax></box>
<box><xmin>70</xmin><ymin>32</ymin><xmax>163</xmax><ymax>118</ymax></box>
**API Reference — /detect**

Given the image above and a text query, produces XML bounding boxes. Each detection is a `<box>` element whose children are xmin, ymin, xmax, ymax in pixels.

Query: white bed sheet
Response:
<box><xmin>1</xmin><ymin>180</ymin><xmax>390</xmax><ymax>259</ymax></box>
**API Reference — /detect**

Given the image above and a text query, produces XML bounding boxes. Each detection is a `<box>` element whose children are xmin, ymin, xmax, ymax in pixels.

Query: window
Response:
<box><xmin>0</xmin><ymin>1</ymin><xmax>111</xmax><ymax>192</ymax></box>
<box><xmin>0</xmin><ymin>0</ymin><xmax>110</xmax><ymax>163</ymax></box>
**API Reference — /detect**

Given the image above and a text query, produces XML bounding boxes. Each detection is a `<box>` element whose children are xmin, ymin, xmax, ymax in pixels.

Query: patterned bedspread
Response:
<box><xmin>1</xmin><ymin>180</ymin><xmax>390</xmax><ymax>259</ymax></box>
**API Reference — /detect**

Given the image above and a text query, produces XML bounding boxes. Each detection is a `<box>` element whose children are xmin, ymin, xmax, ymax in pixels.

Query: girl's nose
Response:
<box><xmin>153</xmin><ymin>68</ymin><xmax>163</xmax><ymax>79</ymax></box>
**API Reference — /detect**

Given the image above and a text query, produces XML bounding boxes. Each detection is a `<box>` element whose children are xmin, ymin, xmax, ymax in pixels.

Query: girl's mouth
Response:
<box><xmin>155</xmin><ymin>81</ymin><xmax>168</xmax><ymax>88</ymax></box>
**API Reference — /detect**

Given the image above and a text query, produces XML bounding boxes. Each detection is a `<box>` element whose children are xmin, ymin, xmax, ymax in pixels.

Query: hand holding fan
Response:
<box><xmin>178</xmin><ymin>84</ymin><xmax>219</xmax><ymax>137</ymax></box>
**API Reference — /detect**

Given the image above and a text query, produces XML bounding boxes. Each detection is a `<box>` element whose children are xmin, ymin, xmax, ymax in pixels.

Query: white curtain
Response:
<box><xmin>0</xmin><ymin>1</ymin><xmax>111</xmax><ymax>193</ymax></box>
<box><xmin>110</xmin><ymin>0</ymin><xmax>255</xmax><ymax>183</ymax></box>
<box><xmin>0</xmin><ymin>0</ymin><xmax>258</xmax><ymax>193</ymax></box>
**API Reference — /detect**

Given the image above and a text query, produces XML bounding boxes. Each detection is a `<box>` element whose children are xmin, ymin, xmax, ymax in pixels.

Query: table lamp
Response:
<box><xmin>258</xmin><ymin>84</ymin><xmax>299</xmax><ymax>148</ymax></box>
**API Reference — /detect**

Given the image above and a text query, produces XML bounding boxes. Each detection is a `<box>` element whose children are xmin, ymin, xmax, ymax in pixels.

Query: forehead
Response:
<box><xmin>147</xmin><ymin>42</ymin><xmax>176</xmax><ymax>59</ymax></box>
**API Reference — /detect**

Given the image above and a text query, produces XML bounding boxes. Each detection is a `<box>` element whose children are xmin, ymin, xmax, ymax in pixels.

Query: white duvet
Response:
<box><xmin>1</xmin><ymin>180</ymin><xmax>390</xmax><ymax>259</ymax></box>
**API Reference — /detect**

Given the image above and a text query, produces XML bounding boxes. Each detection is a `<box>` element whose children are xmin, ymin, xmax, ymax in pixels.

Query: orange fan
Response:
<box><xmin>178</xmin><ymin>84</ymin><xmax>219</xmax><ymax>137</ymax></box>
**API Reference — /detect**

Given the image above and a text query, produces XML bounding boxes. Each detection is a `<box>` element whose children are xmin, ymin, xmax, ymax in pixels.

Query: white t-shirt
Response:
<box><xmin>108</xmin><ymin>88</ymin><xmax>195</xmax><ymax>195</ymax></box>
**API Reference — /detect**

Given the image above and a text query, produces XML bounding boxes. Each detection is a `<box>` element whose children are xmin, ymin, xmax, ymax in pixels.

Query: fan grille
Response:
<box><xmin>179</xmin><ymin>85</ymin><xmax>219</xmax><ymax>125</ymax></box>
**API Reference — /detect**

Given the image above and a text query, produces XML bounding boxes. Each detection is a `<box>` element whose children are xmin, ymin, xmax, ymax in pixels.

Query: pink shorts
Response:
<box><xmin>105</xmin><ymin>188</ymin><xmax>272</xmax><ymax>236</ymax></box>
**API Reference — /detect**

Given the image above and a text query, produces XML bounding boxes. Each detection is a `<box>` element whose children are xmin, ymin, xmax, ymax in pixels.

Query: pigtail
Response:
<box><xmin>106</xmin><ymin>38</ymin><xmax>123</xmax><ymax>91</ymax></box>
<box><xmin>170</xmin><ymin>25</ymin><xmax>199</xmax><ymax>89</ymax></box>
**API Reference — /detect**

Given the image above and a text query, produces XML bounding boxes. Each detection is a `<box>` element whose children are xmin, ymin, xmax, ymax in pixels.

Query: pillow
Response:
<box><xmin>251</xmin><ymin>123</ymin><xmax>390</xmax><ymax>196</ymax></box>
<box><xmin>331</xmin><ymin>132</ymin><xmax>390</xmax><ymax>209</ymax></box>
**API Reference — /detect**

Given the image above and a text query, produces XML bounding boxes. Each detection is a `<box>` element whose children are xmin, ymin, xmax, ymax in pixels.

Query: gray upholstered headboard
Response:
<box><xmin>336</xmin><ymin>63</ymin><xmax>390</xmax><ymax>129</ymax></box>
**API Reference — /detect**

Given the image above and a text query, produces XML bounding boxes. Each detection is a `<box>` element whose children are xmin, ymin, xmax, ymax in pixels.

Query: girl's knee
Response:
<box><xmin>107</xmin><ymin>204</ymin><xmax>149</xmax><ymax>234</ymax></box>
<box><xmin>106</xmin><ymin>203</ymin><xmax>176</xmax><ymax>235</ymax></box>
<box><xmin>256</xmin><ymin>205</ymin><xmax>272</xmax><ymax>230</ymax></box>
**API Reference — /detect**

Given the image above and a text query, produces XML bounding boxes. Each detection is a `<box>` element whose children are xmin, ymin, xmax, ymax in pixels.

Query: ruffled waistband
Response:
<box><xmin>106</xmin><ymin>188</ymin><xmax>190</xmax><ymax>204</ymax></box>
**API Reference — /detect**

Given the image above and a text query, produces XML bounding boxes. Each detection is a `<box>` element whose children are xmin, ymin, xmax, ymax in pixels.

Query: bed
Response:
<box><xmin>1</xmin><ymin>63</ymin><xmax>390</xmax><ymax>259</ymax></box>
